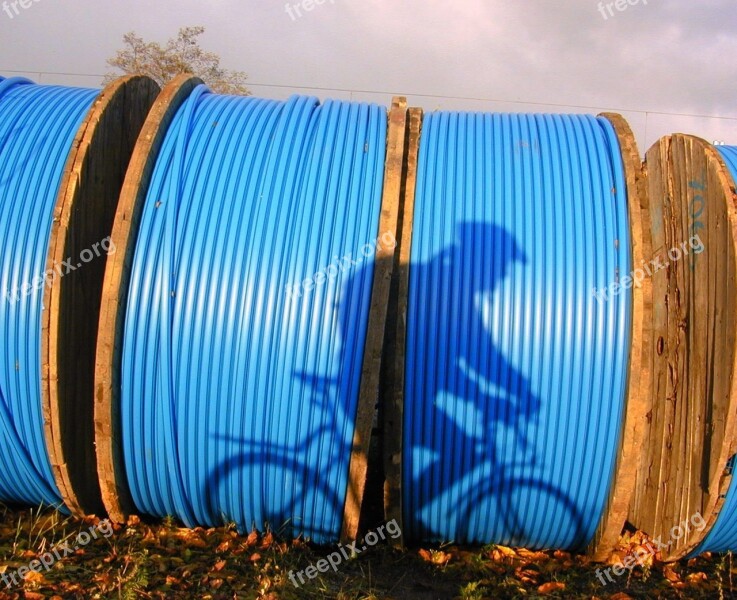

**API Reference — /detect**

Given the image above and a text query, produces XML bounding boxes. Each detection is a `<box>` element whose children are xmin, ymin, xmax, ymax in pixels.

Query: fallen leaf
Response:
<box><xmin>538</xmin><ymin>581</ymin><xmax>565</xmax><ymax>594</ymax></box>
<box><xmin>141</xmin><ymin>528</ymin><xmax>157</xmax><ymax>544</ymax></box>
<box><xmin>515</xmin><ymin>566</ymin><xmax>539</xmax><ymax>584</ymax></box>
<box><xmin>261</xmin><ymin>532</ymin><xmax>274</xmax><ymax>549</ymax></box>
<box><xmin>663</xmin><ymin>566</ymin><xmax>680</xmax><ymax>583</ymax></box>
<box><xmin>213</xmin><ymin>560</ymin><xmax>226</xmax><ymax>572</ymax></box>
<box><xmin>126</xmin><ymin>515</ymin><xmax>141</xmax><ymax>527</ymax></box>
<box><xmin>418</xmin><ymin>548</ymin><xmax>452</xmax><ymax>565</ymax></box>
<box><xmin>23</xmin><ymin>570</ymin><xmax>45</xmax><ymax>584</ymax></box>
<box><xmin>186</xmin><ymin>537</ymin><xmax>208</xmax><ymax>549</ymax></box>
<box><xmin>210</xmin><ymin>578</ymin><xmax>224</xmax><ymax>589</ymax></box>
<box><xmin>686</xmin><ymin>572</ymin><xmax>707</xmax><ymax>585</ymax></box>
<box><xmin>496</xmin><ymin>545</ymin><xmax>517</xmax><ymax>558</ymax></box>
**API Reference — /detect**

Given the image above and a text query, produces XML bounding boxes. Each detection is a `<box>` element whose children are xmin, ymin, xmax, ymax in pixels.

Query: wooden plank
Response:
<box><xmin>589</xmin><ymin>113</ymin><xmax>653</xmax><ymax>560</ymax></box>
<box><xmin>633</xmin><ymin>136</ymin><xmax>682</xmax><ymax>539</ymax></box>
<box><xmin>381</xmin><ymin>106</ymin><xmax>422</xmax><ymax>548</ymax></box>
<box><xmin>629</xmin><ymin>134</ymin><xmax>737</xmax><ymax>560</ymax></box>
<box><xmin>341</xmin><ymin>97</ymin><xmax>408</xmax><ymax>542</ymax></box>
<box><xmin>94</xmin><ymin>75</ymin><xmax>202</xmax><ymax>522</ymax></box>
<box><xmin>676</xmin><ymin>136</ymin><xmax>737</xmax><ymax>558</ymax></box>
<box><xmin>41</xmin><ymin>75</ymin><xmax>159</xmax><ymax>516</ymax></box>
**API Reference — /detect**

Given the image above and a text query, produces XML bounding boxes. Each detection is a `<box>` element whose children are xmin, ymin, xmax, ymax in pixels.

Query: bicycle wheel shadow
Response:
<box><xmin>205</xmin><ymin>221</ymin><xmax>587</xmax><ymax>550</ymax></box>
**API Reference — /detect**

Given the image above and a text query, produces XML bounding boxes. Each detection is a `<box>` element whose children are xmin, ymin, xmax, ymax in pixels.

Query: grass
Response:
<box><xmin>0</xmin><ymin>504</ymin><xmax>735</xmax><ymax>599</ymax></box>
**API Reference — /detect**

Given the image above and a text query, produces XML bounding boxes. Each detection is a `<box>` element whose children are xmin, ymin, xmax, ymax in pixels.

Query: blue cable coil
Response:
<box><xmin>404</xmin><ymin>112</ymin><xmax>632</xmax><ymax>550</ymax></box>
<box><xmin>693</xmin><ymin>145</ymin><xmax>737</xmax><ymax>554</ymax></box>
<box><xmin>0</xmin><ymin>77</ymin><xmax>98</xmax><ymax>507</ymax></box>
<box><xmin>121</xmin><ymin>86</ymin><xmax>386</xmax><ymax>543</ymax></box>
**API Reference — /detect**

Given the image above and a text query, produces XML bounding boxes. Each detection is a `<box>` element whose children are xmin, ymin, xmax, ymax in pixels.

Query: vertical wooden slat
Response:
<box><xmin>589</xmin><ymin>113</ymin><xmax>653</xmax><ymax>560</ymax></box>
<box><xmin>341</xmin><ymin>97</ymin><xmax>409</xmax><ymax>541</ymax></box>
<box><xmin>382</xmin><ymin>107</ymin><xmax>423</xmax><ymax>547</ymax></box>
<box><xmin>94</xmin><ymin>75</ymin><xmax>201</xmax><ymax>522</ymax></box>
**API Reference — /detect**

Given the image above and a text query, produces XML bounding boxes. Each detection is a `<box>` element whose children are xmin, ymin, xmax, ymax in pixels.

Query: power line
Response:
<box><xmin>0</xmin><ymin>69</ymin><xmax>104</xmax><ymax>78</ymax></box>
<box><xmin>2</xmin><ymin>68</ymin><xmax>736</xmax><ymax>123</ymax></box>
<box><xmin>246</xmin><ymin>82</ymin><xmax>737</xmax><ymax>122</ymax></box>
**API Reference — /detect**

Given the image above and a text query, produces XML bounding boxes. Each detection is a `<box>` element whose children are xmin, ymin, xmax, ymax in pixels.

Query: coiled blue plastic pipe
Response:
<box><xmin>694</xmin><ymin>145</ymin><xmax>737</xmax><ymax>554</ymax></box>
<box><xmin>404</xmin><ymin>112</ymin><xmax>632</xmax><ymax>550</ymax></box>
<box><xmin>121</xmin><ymin>86</ymin><xmax>386</xmax><ymax>542</ymax></box>
<box><xmin>0</xmin><ymin>78</ymin><xmax>98</xmax><ymax>507</ymax></box>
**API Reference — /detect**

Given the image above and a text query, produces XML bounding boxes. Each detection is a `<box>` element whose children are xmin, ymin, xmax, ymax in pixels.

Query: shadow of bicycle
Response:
<box><xmin>206</xmin><ymin>222</ymin><xmax>587</xmax><ymax>550</ymax></box>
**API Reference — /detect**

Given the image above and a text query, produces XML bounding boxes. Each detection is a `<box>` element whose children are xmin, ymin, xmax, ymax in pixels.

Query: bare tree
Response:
<box><xmin>104</xmin><ymin>26</ymin><xmax>250</xmax><ymax>95</ymax></box>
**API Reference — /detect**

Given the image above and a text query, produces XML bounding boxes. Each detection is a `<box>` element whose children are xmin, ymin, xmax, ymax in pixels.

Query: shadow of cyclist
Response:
<box><xmin>402</xmin><ymin>222</ymin><xmax>585</xmax><ymax>549</ymax></box>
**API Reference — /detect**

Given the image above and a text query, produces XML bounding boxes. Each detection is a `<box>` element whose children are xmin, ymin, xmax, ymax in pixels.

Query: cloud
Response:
<box><xmin>0</xmin><ymin>0</ymin><xmax>734</xmax><ymax>147</ymax></box>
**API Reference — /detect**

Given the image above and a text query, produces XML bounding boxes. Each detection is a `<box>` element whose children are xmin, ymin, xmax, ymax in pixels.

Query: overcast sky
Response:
<box><xmin>0</xmin><ymin>0</ymin><xmax>735</xmax><ymax>150</ymax></box>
